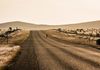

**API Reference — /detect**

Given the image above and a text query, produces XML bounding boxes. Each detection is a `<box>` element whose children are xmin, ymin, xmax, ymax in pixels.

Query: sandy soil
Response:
<box><xmin>44</xmin><ymin>30</ymin><xmax>100</xmax><ymax>48</ymax></box>
<box><xmin>0</xmin><ymin>30</ymin><xmax>29</xmax><ymax>70</ymax></box>
<box><xmin>7</xmin><ymin>31</ymin><xmax>100</xmax><ymax>70</ymax></box>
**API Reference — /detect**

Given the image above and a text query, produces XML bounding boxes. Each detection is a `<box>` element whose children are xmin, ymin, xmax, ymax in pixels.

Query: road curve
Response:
<box><xmin>8</xmin><ymin>31</ymin><xmax>100</xmax><ymax>70</ymax></box>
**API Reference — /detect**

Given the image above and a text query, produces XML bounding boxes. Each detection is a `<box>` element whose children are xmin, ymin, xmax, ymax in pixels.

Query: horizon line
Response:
<box><xmin>0</xmin><ymin>20</ymin><xmax>100</xmax><ymax>26</ymax></box>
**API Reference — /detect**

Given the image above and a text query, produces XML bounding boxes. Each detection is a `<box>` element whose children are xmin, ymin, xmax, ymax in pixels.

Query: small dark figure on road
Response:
<box><xmin>46</xmin><ymin>34</ymin><xmax>48</xmax><ymax>38</ymax></box>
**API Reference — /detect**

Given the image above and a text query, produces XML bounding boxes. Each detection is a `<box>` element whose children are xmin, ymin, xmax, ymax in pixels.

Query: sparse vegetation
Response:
<box><xmin>0</xmin><ymin>27</ymin><xmax>29</xmax><ymax>70</ymax></box>
<box><xmin>45</xmin><ymin>28</ymin><xmax>100</xmax><ymax>48</ymax></box>
<box><xmin>9</xmin><ymin>30</ymin><xmax>29</xmax><ymax>45</ymax></box>
<box><xmin>0</xmin><ymin>45</ymin><xmax>20</xmax><ymax>70</ymax></box>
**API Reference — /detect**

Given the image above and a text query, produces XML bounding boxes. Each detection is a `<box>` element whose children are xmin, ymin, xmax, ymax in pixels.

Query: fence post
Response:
<box><xmin>6</xmin><ymin>34</ymin><xmax>8</xmax><ymax>44</ymax></box>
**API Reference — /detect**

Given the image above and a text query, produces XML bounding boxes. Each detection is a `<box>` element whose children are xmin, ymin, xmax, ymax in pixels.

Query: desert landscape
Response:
<box><xmin>0</xmin><ymin>0</ymin><xmax>100</xmax><ymax>69</ymax></box>
<box><xmin>0</xmin><ymin>21</ymin><xmax>100</xmax><ymax>70</ymax></box>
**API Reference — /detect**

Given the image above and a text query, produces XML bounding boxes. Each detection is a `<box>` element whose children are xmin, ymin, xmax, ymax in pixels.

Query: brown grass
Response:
<box><xmin>9</xmin><ymin>30</ymin><xmax>29</xmax><ymax>45</ymax></box>
<box><xmin>44</xmin><ymin>30</ymin><xmax>99</xmax><ymax>48</ymax></box>
<box><xmin>0</xmin><ymin>30</ymin><xmax>29</xmax><ymax>70</ymax></box>
<box><xmin>0</xmin><ymin>45</ymin><xmax>20</xmax><ymax>70</ymax></box>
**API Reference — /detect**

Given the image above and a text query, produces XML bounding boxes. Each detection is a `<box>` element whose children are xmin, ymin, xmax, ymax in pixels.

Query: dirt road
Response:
<box><xmin>8</xmin><ymin>31</ymin><xmax>100</xmax><ymax>70</ymax></box>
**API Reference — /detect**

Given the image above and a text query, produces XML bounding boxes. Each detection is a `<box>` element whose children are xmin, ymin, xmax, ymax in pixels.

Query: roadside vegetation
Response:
<box><xmin>0</xmin><ymin>27</ymin><xmax>29</xmax><ymax>70</ymax></box>
<box><xmin>44</xmin><ymin>28</ymin><xmax>100</xmax><ymax>49</ymax></box>
<box><xmin>0</xmin><ymin>45</ymin><xmax>20</xmax><ymax>70</ymax></box>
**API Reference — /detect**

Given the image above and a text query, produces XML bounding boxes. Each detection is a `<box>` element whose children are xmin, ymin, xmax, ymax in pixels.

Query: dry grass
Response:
<box><xmin>0</xmin><ymin>45</ymin><xmax>20</xmax><ymax>70</ymax></box>
<box><xmin>9</xmin><ymin>30</ymin><xmax>29</xmax><ymax>45</ymax></box>
<box><xmin>45</xmin><ymin>30</ymin><xmax>99</xmax><ymax>48</ymax></box>
<box><xmin>0</xmin><ymin>30</ymin><xmax>29</xmax><ymax>70</ymax></box>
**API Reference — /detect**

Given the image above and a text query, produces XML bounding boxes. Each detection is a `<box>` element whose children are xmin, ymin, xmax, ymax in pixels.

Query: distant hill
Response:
<box><xmin>0</xmin><ymin>21</ymin><xmax>56</xmax><ymax>30</ymax></box>
<box><xmin>0</xmin><ymin>20</ymin><xmax>100</xmax><ymax>30</ymax></box>
<box><xmin>58</xmin><ymin>20</ymin><xmax>100</xmax><ymax>30</ymax></box>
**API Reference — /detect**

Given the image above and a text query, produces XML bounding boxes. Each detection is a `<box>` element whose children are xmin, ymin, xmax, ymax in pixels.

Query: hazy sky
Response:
<box><xmin>0</xmin><ymin>0</ymin><xmax>100</xmax><ymax>25</ymax></box>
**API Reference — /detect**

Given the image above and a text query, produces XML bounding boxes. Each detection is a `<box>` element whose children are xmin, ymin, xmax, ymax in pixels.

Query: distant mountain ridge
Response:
<box><xmin>0</xmin><ymin>21</ymin><xmax>54</xmax><ymax>30</ymax></box>
<box><xmin>58</xmin><ymin>20</ymin><xmax>100</xmax><ymax>30</ymax></box>
<box><xmin>0</xmin><ymin>20</ymin><xmax>100</xmax><ymax>30</ymax></box>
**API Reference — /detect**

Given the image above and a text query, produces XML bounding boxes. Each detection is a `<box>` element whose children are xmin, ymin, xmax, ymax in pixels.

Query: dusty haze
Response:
<box><xmin>0</xmin><ymin>20</ymin><xmax>100</xmax><ymax>30</ymax></box>
<box><xmin>0</xmin><ymin>0</ymin><xmax>100</xmax><ymax>25</ymax></box>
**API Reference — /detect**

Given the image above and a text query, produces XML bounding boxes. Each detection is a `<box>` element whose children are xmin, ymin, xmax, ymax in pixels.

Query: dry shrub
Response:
<box><xmin>0</xmin><ymin>30</ymin><xmax>29</xmax><ymax>69</ymax></box>
<box><xmin>45</xmin><ymin>30</ymin><xmax>99</xmax><ymax>48</ymax></box>
<box><xmin>0</xmin><ymin>45</ymin><xmax>20</xmax><ymax>70</ymax></box>
<box><xmin>9</xmin><ymin>30</ymin><xmax>29</xmax><ymax>45</ymax></box>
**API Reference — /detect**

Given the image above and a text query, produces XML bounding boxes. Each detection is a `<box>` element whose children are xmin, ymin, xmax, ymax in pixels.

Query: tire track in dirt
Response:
<box><xmin>7</xmin><ymin>31</ymin><xmax>100</xmax><ymax>70</ymax></box>
<box><xmin>34</xmin><ymin>31</ymin><xmax>68</xmax><ymax>70</ymax></box>
<box><xmin>8</xmin><ymin>31</ymin><xmax>39</xmax><ymax>70</ymax></box>
<box><xmin>36</xmin><ymin>35</ymin><xmax>76</xmax><ymax>70</ymax></box>
<box><xmin>37</xmin><ymin>31</ymin><xmax>100</xmax><ymax>70</ymax></box>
